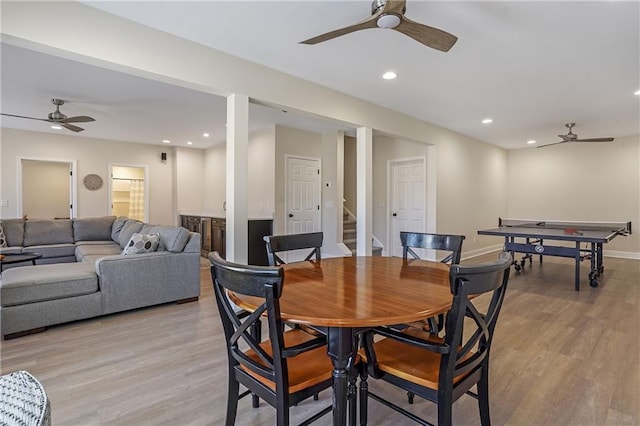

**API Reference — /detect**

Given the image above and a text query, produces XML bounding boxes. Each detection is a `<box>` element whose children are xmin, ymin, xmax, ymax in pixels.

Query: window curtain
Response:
<box><xmin>128</xmin><ymin>180</ymin><xmax>144</xmax><ymax>221</ymax></box>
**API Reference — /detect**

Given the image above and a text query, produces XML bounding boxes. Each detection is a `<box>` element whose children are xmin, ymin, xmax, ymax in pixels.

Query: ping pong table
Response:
<box><xmin>478</xmin><ymin>218</ymin><xmax>632</xmax><ymax>291</ymax></box>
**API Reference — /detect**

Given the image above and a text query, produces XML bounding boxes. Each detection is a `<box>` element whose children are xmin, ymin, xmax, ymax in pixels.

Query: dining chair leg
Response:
<box><xmin>225</xmin><ymin>373</ymin><xmax>240</xmax><ymax>426</ymax></box>
<box><xmin>276</xmin><ymin>394</ymin><xmax>289</xmax><ymax>426</ymax></box>
<box><xmin>478</xmin><ymin>366</ymin><xmax>491</xmax><ymax>426</ymax></box>
<box><xmin>437</xmin><ymin>395</ymin><xmax>453</xmax><ymax>426</ymax></box>
<box><xmin>407</xmin><ymin>390</ymin><xmax>415</xmax><ymax>404</ymax></box>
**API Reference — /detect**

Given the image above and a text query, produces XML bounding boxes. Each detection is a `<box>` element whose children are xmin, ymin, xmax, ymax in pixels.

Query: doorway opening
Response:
<box><xmin>18</xmin><ymin>157</ymin><xmax>76</xmax><ymax>220</ymax></box>
<box><xmin>109</xmin><ymin>164</ymin><xmax>148</xmax><ymax>222</ymax></box>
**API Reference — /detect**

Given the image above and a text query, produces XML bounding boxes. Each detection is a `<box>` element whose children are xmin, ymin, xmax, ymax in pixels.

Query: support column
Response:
<box><xmin>356</xmin><ymin>127</ymin><xmax>373</xmax><ymax>256</ymax></box>
<box><xmin>226</xmin><ymin>94</ymin><xmax>249</xmax><ymax>263</ymax></box>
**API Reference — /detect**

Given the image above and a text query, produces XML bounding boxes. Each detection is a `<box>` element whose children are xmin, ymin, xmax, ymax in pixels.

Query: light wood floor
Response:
<box><xmin>1</xmin><ymin>253</ymin><xmax>638</xmax><ymax>425</ymax></box>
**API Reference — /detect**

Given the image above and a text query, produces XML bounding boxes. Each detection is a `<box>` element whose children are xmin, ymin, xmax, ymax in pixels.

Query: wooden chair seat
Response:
<box><xmin>358</xmin><ymin>331</ymin><xmax>472</xmax><ymax>390</ymax></box>
<box><xmin>242</xmin><ymin>328</ymin><xmax>333</xmax><ymax>393</ymax></box>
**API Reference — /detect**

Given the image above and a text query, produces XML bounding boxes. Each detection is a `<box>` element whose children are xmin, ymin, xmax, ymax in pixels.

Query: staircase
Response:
<box><xmin>343</xmin><ymin>214</ymin><xmax>382</xmax><ymax>256</ymax></box>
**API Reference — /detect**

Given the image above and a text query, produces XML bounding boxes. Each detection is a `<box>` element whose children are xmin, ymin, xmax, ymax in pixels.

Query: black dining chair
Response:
<box><xmin>264</xmin><ymin>232</ymin><xmax>325</xmax><ymax>341</ymax></box>
<box><xmin>358</xmin><ymin>252</ymin><xmax>513</xmax><ymax>426</ymax></box>
<box><xmin>263</xmin><ymin>232</ymin><xmax>323</xmax><ymax>266</ymax></box>
<box><xmin>210</xmin><ymin>252</ymin><xmax>334</xmax><ymax>426</ymax></box>
<box><xmin>399</xmin><ymin>231</ymin><xmax>465</xmax><ymax>336</ymax></box>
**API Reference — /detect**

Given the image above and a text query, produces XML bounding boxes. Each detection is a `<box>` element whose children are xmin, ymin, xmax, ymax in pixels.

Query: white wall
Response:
<box><xmin>1</xmin><ymin>128</ymin><xmax>175</xmax><ymax>225</ymax></box>
<box><xmin>507</xmin><ymin>136</ymin><xmax>640</xmax><ymax>256</ymax></box>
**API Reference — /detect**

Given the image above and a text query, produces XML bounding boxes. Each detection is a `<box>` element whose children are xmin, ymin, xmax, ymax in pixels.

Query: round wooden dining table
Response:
<box><xmin>230</xmin><ymin>256</ymin><xmax>452</xmax><ymax>426</ymax></box>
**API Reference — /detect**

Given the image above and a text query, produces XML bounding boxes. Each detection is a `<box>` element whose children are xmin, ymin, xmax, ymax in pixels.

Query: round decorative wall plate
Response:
<box><xmin>83</xmin><ymin>173</ymin><xmax>103</xmax><ymax>190</ymax></box>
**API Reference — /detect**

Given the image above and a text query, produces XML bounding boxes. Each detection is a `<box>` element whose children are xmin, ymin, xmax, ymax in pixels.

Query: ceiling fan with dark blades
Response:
<box><xmin>537</xmin><ymin>123</ymin><xmax>614</xmax><ymax>148</ymax></box>
<box><xmin>300</xmin><ymin>0</ymin><xmax>458</xmax><ymax>52</ymax></box>
<box><xmin>1</xmin><ymin>98</ymin><xmax>95</xmax><ymax>132</ymax></box>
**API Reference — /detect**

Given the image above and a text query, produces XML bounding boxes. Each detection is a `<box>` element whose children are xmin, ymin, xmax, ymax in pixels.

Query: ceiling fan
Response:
<box><xmin>537</xmin><ymin>123</ymin><xmax>614</xmax><ymax>148</ymax></box>
<box><xmin>300</xmin><ymin>0</ymin><xmax>458</xmax><ymax>52</ymax></box>
<box><xmin>1</xmin><ymin>98</ymin><xmax>95</xmax><ymax>132</ymax></box>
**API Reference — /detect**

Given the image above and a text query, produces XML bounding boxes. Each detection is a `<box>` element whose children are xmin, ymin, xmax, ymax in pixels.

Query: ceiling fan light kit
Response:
<box><xmin>300</xmin><ymin>0</ymin><xmax>458</xmax><ymax>52</ymax></box>
<box><xmin>0</xmin><ymin>98</ymin><xmax>95</xmax><ymax>133</ymax></box>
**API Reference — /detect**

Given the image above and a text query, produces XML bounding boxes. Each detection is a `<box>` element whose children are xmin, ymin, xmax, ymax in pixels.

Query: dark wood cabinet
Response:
<box><xmin>180</xmin><ymin>215</ymin><xmax>272</xmax><ymax>266</ymax></box>
<box><xmin>211</xmin><ymin>218</ymin><xmax>225</xmax><ymax>259</ymax></box>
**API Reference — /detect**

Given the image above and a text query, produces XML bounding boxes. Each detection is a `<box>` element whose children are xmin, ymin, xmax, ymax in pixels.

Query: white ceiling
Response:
<box><xmin>2</xmin><ymin>1</ymin><xmax>639</xmax><ymax>150</ymax></box>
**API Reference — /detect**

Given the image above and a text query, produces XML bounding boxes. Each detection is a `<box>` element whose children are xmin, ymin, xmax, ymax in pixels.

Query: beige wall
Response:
<box><xmin>1</xmin><ymin>128</ymin><xmax>175</xmax><ymax>225</ymax></box>
<box><xmin>202</xmin><ymin>126</ymin><xmax>276</xmax><ymax>218</ymax></box>
<box><xmin>176</xmin><ymin>147</ymin><xmax>205</xmax><ymax>214</ymax></box>
<box><xmin>507</xmin><ymin>136</ymin><xmax>640</xmax><ymax>256</ymax></box>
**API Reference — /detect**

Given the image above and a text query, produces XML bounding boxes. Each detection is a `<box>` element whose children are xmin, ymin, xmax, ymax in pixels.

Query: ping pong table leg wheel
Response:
<box><xmin>520</xmin><ymin>259</ymin><xmax>526</xmax><ymax>268</ymax></box>
<box><xmin>514</xmin><ymin>264</ymin><xmax>521</xmax><ymax>272</ymax></box>
<box><xmin>589</xmin><ymin>279</ymin><xmax>599</xmax><ymax>288</ymax></box>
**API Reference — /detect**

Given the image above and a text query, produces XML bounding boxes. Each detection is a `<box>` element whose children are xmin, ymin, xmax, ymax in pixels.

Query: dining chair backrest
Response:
<box><xmin>210</xmin><ymin>251</ymin><xmax>332</xmax><ymax>425</ymax></box>
<box><xmin>210</xmin><ymin>252</ymin><xmax>288</xmax><ymax>387</ymax></box>
<box><xmin>263</xmin><ymin>232</ymin><xmax>323</xmax><ymax>266</ymax></box>
<box><xmin>441</xmin><ymin>251</ymin><xmax>512</xmax><ymax>387</ymax></box>
<box><xmin>359</xmin><ymin>251</ymin><xmax>512</xmax><ymax>426</ymax></box>
<box><xmin>400</xmin><ymin>231</ymin><xmax>465</xmax><ymax>264</ymax></box>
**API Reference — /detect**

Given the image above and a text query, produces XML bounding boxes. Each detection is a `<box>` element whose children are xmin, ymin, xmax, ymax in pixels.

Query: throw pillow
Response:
<box><xmin>0</xmin><ymin>225</ymin><xmax>6</xmax><ymax>248</ymax></box>
<box><xmin>121</xmin><ymin>233</ymin><xmax>160</xmax><ymax>255</ymax></box>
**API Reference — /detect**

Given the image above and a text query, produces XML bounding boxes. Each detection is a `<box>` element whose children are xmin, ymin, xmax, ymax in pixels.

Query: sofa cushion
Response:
<box><xmin>110</xmin><ymin>217</ymin><xmax>128</xmax><ymax>242</ymax></box>
<box><xmin>0</xmin><ymin>263</ymin><xmax>98</xmax><ymax>306</ymax></box>
<box><xmin>146</xmin><ymin>226</ymin><xmax>190</xmax><ymax>252</ymax></box>
<box><xmin>75</xmin><ymin>243</ymin><xmax>121</xmax><ymax>262</ymax></box>
<box><xmin>73</xmin><ymin>216</ymin><xmax>116</xmax><ymax>242</ymax></box>
<box><xmin>122</xmin><ymin>233</ymin><xmax>160</xmax><ymax>255</ymax></box>
<box><xmin>117</xmin><ymin>220</ymin><xmax>144</xmax><ymax>248</ymax></box>
<box><xmin>24</xmin><ymin>244</ymin><xmax>76</xmax><ymax>259</ymax></box>
<box><xmin>23</xmin><ymin>220</ymin><xmax>73</xmax><ymax>246</ymax></box>
<box><xmin>0</xmin><ymin>219</ymin><xmax>25</xmax><ymax>247</ymax></box>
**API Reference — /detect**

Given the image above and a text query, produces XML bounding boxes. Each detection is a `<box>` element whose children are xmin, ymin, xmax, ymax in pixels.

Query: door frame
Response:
<box><xmin>284</xmin><ymin>154</ymin><xmax>322</xmax><ymax>235</ymax></box>
<box><xmin>108</xmin><ymin>162</ymin><xmax>149</xmax><ymax>222</ymax></box>
<box><xmin>17</xmin><ymin>156</ymin><xmax>77</xmax><ymax>219</ymax></box>
<box><xmin>386</xmin><ymin>152</ymin><xmax>437</xmax><ymax>257</ymax></box>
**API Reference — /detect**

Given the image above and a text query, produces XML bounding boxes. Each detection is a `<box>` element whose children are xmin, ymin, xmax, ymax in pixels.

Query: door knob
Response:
<box><xmin>392</xmin><ymin>213</ymin><xmax>397</xmax><ymax>217</ymax></box>
<box><xmin>288</xmin><ymin>214</ymin><xmax>293</xmax><ymax>218</ymax></box>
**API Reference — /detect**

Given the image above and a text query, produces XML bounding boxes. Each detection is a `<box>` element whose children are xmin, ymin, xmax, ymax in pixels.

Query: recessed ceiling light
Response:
<box><xmin>635</xmin><ymin>89</ymin><xmax>640</xmax><ymax>95</ymax></box>
<box><xmin>527</xmin><ymin>140</ymin><xmax>536</xmax><ymax>144</ymax></box>
<box><xmin>162</xmin><ymin>139</ymin><xmax>171</xmax><ymax>144</ymax></box>
<box><xmin>203</xmin><ymin>132</ymin><xmax>210</xmax><ymax>138</ymax></box>
<box><xmin>481</xmin><ymin>118</ymin><xmax>493</xmax><ymax>124</ymax></box>
<box><xmin>187</xmin><ymin>141</ymin><xmax>193</xmax><ymax>145</ymax></box>
<box><xmin>51</xmin><ymin>125</ymin><xmax>62</xmax><ymax>130</ymax></box>
<box><xmin>382</xmin><ymin>71</ymin><xmax>397</xmax><ymax>80</ymax></box>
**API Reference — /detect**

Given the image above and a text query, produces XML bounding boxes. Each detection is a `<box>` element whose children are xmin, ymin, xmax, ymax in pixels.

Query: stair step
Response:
<box><xmin>349</xmin><ymin>246</ymin><xmax>382</xmax><ymax>256</ymax></box>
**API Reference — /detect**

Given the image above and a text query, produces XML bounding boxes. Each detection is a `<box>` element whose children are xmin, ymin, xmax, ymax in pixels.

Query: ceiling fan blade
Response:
<box><xmin>61</xmin><ymin>123</ymin><xmax>84</xmax><ymax>132</ymax></box>
<box><xmin>300</xmin><ymin>14</ymin><xmax>379</xmax><ymax>45</ymax></box>
<box><xmin>381</xmin><ymin>0</ymin><xmax>407</xmax><ymax>15</ymax></box>
<box><xmin>537</xmin><ymin>140</ymin><xmax>569</xmax><ymax>148</ymax></box>
<box><xmin>574</xmin><ymin>137</ymin><xmax>614</xmax><ymax>142</ymax></box>
<box><xmin>60</xmin><ymin>115</ymin><xmax>95</xmax><ymax>123</ymax></box>
<box><xmin>394</xmin><ymin>16</ymin><xmax>458</xmax><ymax>52</ymax></box>
<box><xmin>0</xmin><ymin>112</ymin><xmax>50</xmax><ymax>122</ymax></box>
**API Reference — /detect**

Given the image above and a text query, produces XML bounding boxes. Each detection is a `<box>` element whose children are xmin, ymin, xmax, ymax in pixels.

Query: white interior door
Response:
<box><xmin>286</xmin><ymin>156</ymin><xmax>320</xmax><ymax>234</ymax></box>
<box><xmin>390</xmin><ymin>158</ymin><xmax>426</xmax><ymax>257</ymax></box>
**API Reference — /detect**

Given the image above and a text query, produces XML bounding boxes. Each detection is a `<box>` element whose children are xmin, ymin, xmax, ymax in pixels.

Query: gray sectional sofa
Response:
<box><xmin>0</xmin><ymin>216</ymin><xmax>201</xmax><ymax>339</ymax></box>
